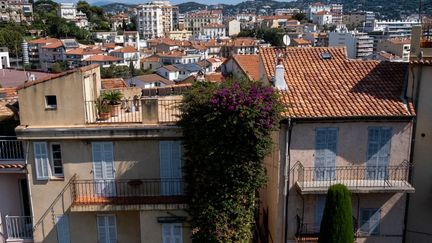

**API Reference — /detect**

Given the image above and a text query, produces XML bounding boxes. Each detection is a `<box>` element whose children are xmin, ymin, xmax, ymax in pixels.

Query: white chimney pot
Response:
<box><xmin>275</xmin><ymin>64</ymin><xmax>288</xmax><ymax>90</ymax></box>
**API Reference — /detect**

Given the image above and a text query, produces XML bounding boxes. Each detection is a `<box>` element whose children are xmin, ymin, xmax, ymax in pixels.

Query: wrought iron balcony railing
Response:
<box><xmin>294</xmin><ymin>161</ymin><xmax>414</xmax><ymax>194</ymax></box>
<box><xmin>71</xmin><ymin>178</ymin><xmax>186</xmax><ymax>205</ymax></box>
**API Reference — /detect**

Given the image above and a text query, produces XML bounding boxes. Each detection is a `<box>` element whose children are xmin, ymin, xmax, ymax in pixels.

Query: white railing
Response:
<box><xmin>5</xmin><ymin>216</ymin><xmax>32</xmax><ymax>240</ymax></box>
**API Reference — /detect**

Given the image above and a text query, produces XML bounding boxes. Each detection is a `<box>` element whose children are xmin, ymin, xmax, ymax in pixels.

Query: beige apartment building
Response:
<box><xmin>257</xmin><ymin>47</ymin><xmax>415</xmax><ymax>243</ymax></box>
<box><xmin>404</xmin><ymin>25</ymin><xmax>432</xmax><ymax>243</ymax></box>
<box><xmin>15</xmin><ymin>65</ymin><xmax>190</xmax><ymax>243</ymax></box>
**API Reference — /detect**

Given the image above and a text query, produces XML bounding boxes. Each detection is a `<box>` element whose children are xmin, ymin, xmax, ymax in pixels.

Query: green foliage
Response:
<box><xmin>319</xmin><ymin>184</ymin><xmax>354</xmax><ymax>243</ymax></box>
<box><xmin>0</xmin><ymin>28</ymin><xmax>23</xmax><ymax>57</ymax></box>
<box><xmin>179</xmin><ymin>79</ymin><xmax>281</xmax><ymax>242</ymax></box>
<box><xmin>101</xmin><ymin>90</ymin><xmax>123</xmax><ymax>105</ymax></box>
<box><xmin>51</xmin><ymin>61</ymin><xmax>67</xmax><ymax>73</ymax></box>
<box><xmin>237</xmin><ymin>28</ymin><xmax>284</xmax><ymax>47</ymax></box>
<box><xmin>101</xmin><ymin>65</ymin><xmax>132</xmax><ymax>79</ymax></box>
<box><xmin>292</xmin><ymin>12</ymin><xmax>306</xmax><ymax>21</ymax></box>
<box><xmin>95</xmin><ymin>97</ymin><xmax>110</xmax><ymax>113</ymax></box>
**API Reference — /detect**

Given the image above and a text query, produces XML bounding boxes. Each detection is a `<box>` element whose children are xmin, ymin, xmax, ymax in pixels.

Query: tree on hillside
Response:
<box><xmin>179</xmin><ymin>80</ymin><xmax>281</xmax><ymax>242</ymax></box>
<box><xmin>318</xmin><ymin>184</ymin><xmax>354</xmax><ymax>243</ymax></box>
<box><xmin>292</xmin><ymin>12</ymin><xmax>306</xmax><ymax>21</ymax></box>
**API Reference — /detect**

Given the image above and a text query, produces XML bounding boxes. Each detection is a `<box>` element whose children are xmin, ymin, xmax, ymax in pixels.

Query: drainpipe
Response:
<box><xmin>403</xmin><ymin>64</ymin><xmax>423</xmax><ymax>243</ymax></box>
<box><xmin>284</xmin><ymin>118</ymin><xmax>293</xmax><ymax>243</ymax></box>
<box><xmin>24</xmin><ymin>141</ymin><xmax>35</xmax><ymax>224</ymax></box>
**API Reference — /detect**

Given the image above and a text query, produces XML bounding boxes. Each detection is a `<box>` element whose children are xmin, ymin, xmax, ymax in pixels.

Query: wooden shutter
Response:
<box><xmin>314</xmin><ymin>128</ymin><xmax>338</xmax><ymax>180</ymax></box>
<box><xmin>102</xmin><ymin>143</ymin><xmax>115</xmax><ymax>180</ymax></box>
<box><xmin>360</xmin><ymin>208</ymin><xmax>380</xmax><ymax>235</ymax></box>
<box><xmin>162</xmin><ymin>224</ymin><xmax>171</xmax><ymax>243</ymax></box>
<box><xmin>160</xmin><ymin>141</ymin><xmax>171</xmax><ymax>179</ymax></box>
<box><xmin>171</xmin><ymin>141</ymin><xmax>182</xmax><ymax>179</ymax></box>
<box><xmin>34</xmin><ymin>142</ymin><xmax>49</xmax><ymax>180</ymax></box>
<box><xmin>367</xmin><ymin>127</ymin><xmax>392</xmax><ymax>179</ymax></box>
<box><xmin>162</xmin><ymin>224</ymin><xmax>183</xmax><ymax>243</ymax></box>
<box><xmin>92</xmin><ymin>143</ymin><xmax>104</xmax><ymax>180</ymax></box>
<box><xmin>55</xmin><ymin>215</ymin><xmax>70</xmax><ymax>243</ymax></box>
<box><xmin>173</xmin><ymin>224</ymin><xmax>182</xmax><ymax>243</ymax></box>
<box><xmin>314</xmin><ymin>195</ymin><xmax>326</xmax><ymax>228</ymax></box>
<box><xmin>97</xmin><ymin>215</ymin><xmax>117</xmax><ymax>243</ymax></box>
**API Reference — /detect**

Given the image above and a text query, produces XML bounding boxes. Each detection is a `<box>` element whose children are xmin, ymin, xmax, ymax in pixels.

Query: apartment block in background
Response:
<box><xmin>184</xmin><ymin>10</ymin><xmax>223</xmax><ymax>36</ymax></box>
<box><xmin>404</xmin><ymin>25</ymin><xmax>432</xmax><ymax>243</ymax></box>
<box><xmin>16</xmin><ymin>64</ymin><xmax>190</xmax><ymax>243</ymax></box>
<box><xmin>136</xmin><ymin>1</ymin><xmax>177</xmax><ymax>39</ymax></box>
<box><xmin>258</xmin><ymin>47</ymin><xmax>415</xmax><ymax>243</ymax></box>
<box><xmin>329</xmin><ymin>29</ymin><xmax>374</xmax><ymax>59</ymax></box>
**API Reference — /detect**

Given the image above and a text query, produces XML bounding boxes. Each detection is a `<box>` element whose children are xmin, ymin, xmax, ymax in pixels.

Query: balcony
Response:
<box><xmin>5</xmin><ymin>215</ymin><xmax>33</xmax><ymax>242</ymax></box>
<box><xmin>0</xmin><ymin>138</ymin><xmax>24</xmax><ymax>162</ymax></box>
<box><xmin>294</xmin><ymin>162</ymin><xmax>414</xmax><ymax>194</ymax></box>
<box><xmin>71</xmin><ymin>179</ymin><xmax>186</xmax><ymax>206</ymax></box>
<box><xmin>85</xmin><ymin>96</ymin><xmax>182</xmax><ymax>125</ymax></box>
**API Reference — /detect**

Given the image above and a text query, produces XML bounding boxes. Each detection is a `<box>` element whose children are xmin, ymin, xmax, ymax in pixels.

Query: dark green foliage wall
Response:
<box><xmin>178</xmin><ymin>80</ymin><xmax>281</xmax><ymax>242</ymax></box>
<box><xmin>319</xmin><ymin>184</ymin><xmax>354</xmax><ymax>243</ymax></box>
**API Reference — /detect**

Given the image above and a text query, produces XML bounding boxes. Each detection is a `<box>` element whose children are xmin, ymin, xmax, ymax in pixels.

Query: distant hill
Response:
<box><xmin>100</xmin><ymin>0</ymin><xmax>431</xmax><ymax>19</ymax></box>
<box><xmin>177</xmin><ymin>2</ymin><xmax>208</xmax><ymax>13</ymax></box>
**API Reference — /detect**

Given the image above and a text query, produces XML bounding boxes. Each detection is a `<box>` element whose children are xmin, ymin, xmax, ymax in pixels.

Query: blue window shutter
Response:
<box><xmin>55</xmin><ymin>215</ymin><xmax>70</xmax><ymax>243</ymax></box>
<box><xmin>315</xmin><ymin>128</ymin><xmax>338</xmax><ymax>180</ymax></box>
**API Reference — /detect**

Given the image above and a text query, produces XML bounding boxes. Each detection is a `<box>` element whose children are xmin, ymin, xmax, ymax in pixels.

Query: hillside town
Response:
<box><xmin>0</xmin><ymin>0</ymin><xmax>431</xmax><ymax>243</ymax></box>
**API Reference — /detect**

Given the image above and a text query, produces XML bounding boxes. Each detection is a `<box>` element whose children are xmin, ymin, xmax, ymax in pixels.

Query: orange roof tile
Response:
<box><xmin>232</xmin><ymin>54</ymin><xmax>260</xmax><ymax>81</ymax></box>
<box><xmin>141</xmin><ymin>55</ymin><xmax>160</xmax><ymax>63</ymax></box>
<box><xmin>84</xmin><ymin>55</ymin><xmax>122</xmax><ymax>62</ymax></box>
<box><xmin>112</xmin><ymin>46</ymin><xmax>138</xmax><ymax>53</ymax></box>
<box><xmin>293</xmin><ymin>38</ymin><xmax>312</xmax><ymax>45</ymax></box>
<box><xmin>28</xmin><ymin>37</ymin><xmax>60</xmax><ymax>44</ymax></box>
<box><xmin>260</xmin><ymin>47</ymin><xmax>414</xmax><ymax>119</ymax></box>
<box><xmin>66</xmin><ymin>47</ymin><xmax>103</xmax><ymax>55</ymax></box>
<box><xmin>101</xmin><ymin>78</ymin><xmax>127</xmax><ymax>90</ymax></box>
<box><xmin>41</xmin><ymin>41</ymin><xmax>63</xmax><ymax>49</ymax></box>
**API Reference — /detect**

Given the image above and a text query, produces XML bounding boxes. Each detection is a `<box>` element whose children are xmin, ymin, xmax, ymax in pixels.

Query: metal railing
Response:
<box><xmin>0</xmin><ymin>138</ymin><xmax>24</xmax><ymax>161</ymax></box>
<box><xmin>5</xmin><ymin>216</ymin><xmax>32</xmax><ymax>240</ymax></box>
<box><xmin>296</xmin><ymin>162</ymin><xmax>410</xmax><ymax>190</ymax></box>
<box><xmin>72</xmin><ymin>179</ymin><xmax>185</xmax><ymax>205</ymax></box>
<box><xmin>85</xmin><ymin>99</ymin><xmax>142</xmax><ymax>124</ymax></box>
<box><xmin>158</xmin><ymin>99</ymin><xmax>181</xmax><ymax>124</ymax></box>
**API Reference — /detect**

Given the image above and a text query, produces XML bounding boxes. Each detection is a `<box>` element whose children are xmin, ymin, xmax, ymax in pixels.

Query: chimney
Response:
<box><xmin>273</xmin><ymin>51</ymin><xmax>288</xmax><ymax>90</ymax></box>
<box><xmin>274</xmin><ymin>59</ymin><xmax>287</xmax><ymax>90</ymax></box>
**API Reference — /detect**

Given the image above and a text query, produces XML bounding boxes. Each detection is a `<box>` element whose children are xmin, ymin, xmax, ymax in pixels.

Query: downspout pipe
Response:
<box><xmin>403</xmin><ymin>64</ymin><xmax>423</xmax><ymax>243</ymax></box>
<box><xmin>284</xmin><ymin>118</ymin><xmax>293</xmax><ymax>243</ymax></box>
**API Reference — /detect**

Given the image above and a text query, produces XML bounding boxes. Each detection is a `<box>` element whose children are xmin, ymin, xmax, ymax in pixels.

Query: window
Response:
<box><xmin>314</xmin><ymin>128</ymin><xmax>338</xmax><ymax>181</ymax></box>
<box><xmin>97</xmin><ymin>215</ymin><xmax>117</xmax><ymax>243</ymax></box>
<box><xmin>45</xmin><ymin>95</ymin><xmax>57</xmax><ymax>109</ymax></box>
<box><xmin>360</xmin><ymin>208</ymin><xmax>380</xmax><ymax>235</ymax></box>
<box><xmin>366</xmin><ymin>127</ymin><xmax>392</xmax><ymax>179</ymax></box>
<box><xmin>160</xmin><ymin>141</ymin><xmax>182</xmax><ymax>195</ymax></box>
<box><xmin>51</xmin><ymin>144</ymin><xmax>63</xmax><ymax>177</ymax></box>
<box><xmin>55</xmin><ymin>214</ymin><xmax>70</xmax><ymax>243</ymax></box>
<box><xmin>162</xmin><ymin>223</ymin><xmax>182</xmax><ymax>243</ymax></box>
<box><xmin>34</xmin><ymin>142</ymin><xmax>49</xmax><ymax>180</ymax></box>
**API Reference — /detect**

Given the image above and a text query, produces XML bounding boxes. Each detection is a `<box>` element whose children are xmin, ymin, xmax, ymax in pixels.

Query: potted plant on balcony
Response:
<box><xmin>96</xmin><ymin>97</ymin><xmax>110</xmax><ymax>120</ymax></box>
<box><xmin>102</xmin><ymin>90</ymin><xmax>123</xmax><ymax>117</ymax></box>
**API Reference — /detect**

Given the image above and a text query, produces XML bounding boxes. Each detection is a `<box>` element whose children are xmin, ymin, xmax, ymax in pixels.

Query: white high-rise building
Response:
<box><xmin>329</xmin><ymin>29</ymin><xmax>374</xmax><ymax>59</ymax></box>
<box><xmin>136</xmin><ymin>1</ymin><xmax>178</xmax><ymax>39</ymax></box>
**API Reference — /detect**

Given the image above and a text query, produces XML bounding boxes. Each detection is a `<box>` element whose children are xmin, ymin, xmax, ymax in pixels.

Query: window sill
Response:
<box><xmin>50</xmin><ymin>176</ymin><xmax>65</xmax><ymax>181</ymax></box>
<box><xmin>45</xmin><ymin>107</ymin><xmax>57</xmax><ymax>111</ymax></box>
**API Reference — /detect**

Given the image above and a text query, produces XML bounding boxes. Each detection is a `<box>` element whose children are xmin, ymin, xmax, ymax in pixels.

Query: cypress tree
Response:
<box><xmin>318</xmin><ymin>184</ymin><xmax>354</xmax><ymax>243</ymax></box>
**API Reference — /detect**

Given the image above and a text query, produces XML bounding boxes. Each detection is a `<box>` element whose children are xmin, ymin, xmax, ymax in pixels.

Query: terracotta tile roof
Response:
<box><xmin>158</xmin><ymin>50</ymin><xmax>186</xmax><ymax>57</ymax></box>
<box><xmin>207</xmin><ymin>57</ymin><xmax>225</xmax><ymax>63</ymax></box>
<box><xmin>232</xmin><ymin>54</ymin><xmax>261</xmax><ymax>81</ymax></box>
<box><xmin>84</xmin><ymin>55</ymin><xmax>122</xmax><ymax>62</ymax></box>
<box><xmin>205</xmin><ymin>73</ymin><xmax>225</xmax><ymax>82</ymax></box>
<box><xmin>231</xmin><ymin>38</ymin><xmax>260</xmax><ymax>47</ymax></box>
<box><xmin>160</xmin><ymin>65</ymin><xmax>179</xmax><ymax>72</ymax></box>
<box><xmin>112</xmin><ymin>46</ymin><xmax>138</xmax><ymax>53</ymax></box>
<box><xmin>17</xmin><ymin>65</ymin><xmax>99</xmax><ymax>90</ymax></box>
<box><xmin>0</xmin><ymin>164</ymin><xmax>25</xmax><ymax>169</ymax></box>
<box><xmin>260</xmin><ymin>47</ymin><xmax>414</xmax><ymax>119</ymax></box>
<box><xmin>28</xmin><ymin>37</ymin><xmax>60</xmax><ymax>44</ymax></box>
<box><xmin>0</xmin><ymin>88</ymin><xmax>18</xmax><ymax>120</ymax></box>
<box><xmin>141</xmin><ymin>55</ymin><xmax>160</xmax><ymax>63</ymax></box>
<box><xmin>41</xmin><ymin>41</ymin><xmax>63</xmax><ymax>49</ymax></box>
<box><xmin>134</xmin><ymin>74</ymin><xmax>174</xmax><ymax>85</ymax></box>
<box><xmin>66</xmin><ymin>47</ymin><xmax>103</xmax><ymax>55</ymax></box>
<box><xmin>103</xmin><ymin>43</ymin><xmax>116</xmax><ymax>49</ymax></box>
<box><xmin>293</xmin><ymin>38</ymin><xmax>312</xmax><ymax>45</ymax></box>
<box><xmin>101</xmin><ymin>78</ymin><xmax>127</xmax><ymax>90</ymax></box>
<box><xmin>315</xmin><ymin>10</ymin><xmax>330</xmax><ymax>15</ymax></box>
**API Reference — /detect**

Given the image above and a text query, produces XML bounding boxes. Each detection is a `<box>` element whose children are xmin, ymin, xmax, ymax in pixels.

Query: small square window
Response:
<box><xmin>45</xmin><ymin>95</ymin><xmax>57</xmax><ymax>109</ymax></box>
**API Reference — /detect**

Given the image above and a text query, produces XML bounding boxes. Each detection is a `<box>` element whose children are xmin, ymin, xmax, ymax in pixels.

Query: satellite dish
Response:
<box><xmin>283</xmin><ymin>35</ymin><xmax>291</xmax><ymax>46</ymax></box>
